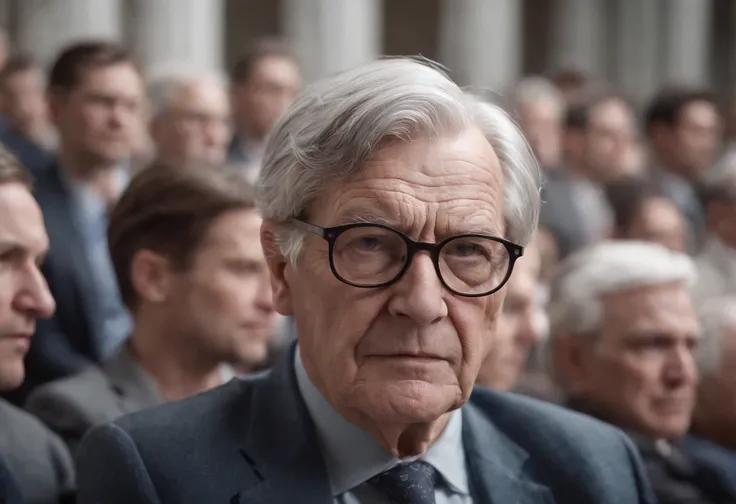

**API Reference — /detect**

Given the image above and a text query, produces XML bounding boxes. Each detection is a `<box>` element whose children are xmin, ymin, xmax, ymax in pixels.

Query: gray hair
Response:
<box><xmin>256</xmin><ymin>57</ymin><xmax>541</xmax><ymax>263</ymax></box>
<box><xmin>510</xmin><ymin>76</ymin><xmax>564</xmax><ymax>110</ymax></box>
<box><xmin>702</xmin><ymin>152</ymin><xmax>736</xmax><ymax>203</ymax></box>
<box><xmin>697</xmin><ymin>297</ymin><xmax>736</xmax><ymax>375</ymax></box>
<box><xmin>548</xmin><ymin>241</ymin><xmax>697</xmax><ymax>337</ymax></box>
<box><xmin>147</xmin><ymin>64</ymin><xmax>226</xmax><ymax>120</ymax></box>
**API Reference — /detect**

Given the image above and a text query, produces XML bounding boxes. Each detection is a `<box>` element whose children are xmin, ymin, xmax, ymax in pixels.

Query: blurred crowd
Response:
<box><xmin>0</xmin><ymin>28</ymin><xmax>735</xmax><ymax>504</ymax></box>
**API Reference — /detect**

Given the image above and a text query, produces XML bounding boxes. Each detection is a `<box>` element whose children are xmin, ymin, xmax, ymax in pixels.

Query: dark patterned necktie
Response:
<box><xmin>367</xmin><ymin>460</ymin><xmax>439</xmax><ymax>504</ymax></box>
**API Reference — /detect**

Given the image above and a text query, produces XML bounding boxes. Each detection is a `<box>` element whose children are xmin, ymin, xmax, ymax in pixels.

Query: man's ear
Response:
<box><xmin>130</xmin><ymin>249</ymin><xmax>173</xmax><ymax>306</ymax></box>
<box><xmin>46</xmin><ymin>90</ymin><xmax>65</xmax><ymax>126</ymax></box>
<box><xmin>261</xmin><ymin>219</ymin><xmax>294</xmax><ymax>316</ymax></box>
<box><xmin>551</xmin><ymin>333</ymin><xmax>592</xmax><ymax>396</ymax></box>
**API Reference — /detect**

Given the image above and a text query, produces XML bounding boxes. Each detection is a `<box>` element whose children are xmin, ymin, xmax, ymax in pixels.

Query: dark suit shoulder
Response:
<box><xmin>26</xmin><ymin>366</ymin><xmax>111</xmax><ymax>425</ymax></box>
<box><xmin>470</xmin><ymin>387</ymin><xmax>629</xmax><ymax>448</ymax></box>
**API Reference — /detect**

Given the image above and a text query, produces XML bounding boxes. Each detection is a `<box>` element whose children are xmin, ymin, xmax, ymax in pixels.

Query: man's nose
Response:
<box><xmin>15</xmin><ymin>268</ymin><xmax>56</xmax><ymax>320</ymax></box>
<box><xmin>387</xmin><ymin>252</ymin><xmax>447</xmax><ymax>326</ymax></box>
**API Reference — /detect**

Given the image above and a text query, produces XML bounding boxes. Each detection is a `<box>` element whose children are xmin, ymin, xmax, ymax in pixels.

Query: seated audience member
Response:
<box><xmin>18</xmin><ymin>41</ymin><xmax>145</xmax><ymax>404</ymax></box>
<box><xmin>76</xmin><ymin>58</ymin><xmax>655</xmax><ymax>504</ymax></box>
<box><xmin>645</xmin><ymin>88</ymin><xmax>721</xmax><ymax>243</ymax></box>
<box><xmin>146</xmin><ymin>67</ymin><xmax>230</xmax><ymax>170</ymax></box>
<box><xmin>693</xmin><ymin>156</ymin><xmax>736</xmax><ymax>304</ymax></box>
<box><xmin>0</xmin><ymin>55</ymin><xmax>53</xmax><ymax>177</ymax></box>
<box><xmin>683</xmin><ymin>297</ymin><xmax>736</xmax><ymax>482</ymax></box>
<box><xmin>476</xmin><ymin>235</ymin><xmax>546</xmax><ymax>390</ymax></box>
<box><xmin>26</xmin><ymin>162</ymin><xmax>276</xmax><ymax>453</ymax></box>
<box><xmin>607</xmin><ymin>179</ymin><xmax>688</xmax><ymax>253</ymax></box>
<box><xmin>0</xmin><ymin>147</ymin><xmax>75</xmax><ymax>504</ymax></box>
<box><xmin>548</xmin><ymin>241</ymin><xmax>736</xmax><ymax>503</ymax></box>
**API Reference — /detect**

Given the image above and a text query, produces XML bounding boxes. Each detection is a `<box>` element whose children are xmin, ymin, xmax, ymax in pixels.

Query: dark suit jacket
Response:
<box><xmin>0</xmin><ymin>454</ymin><xmax>23</xmax><ymax>504</ymax></box>
<box><xmin>76</xmin><ymin>349</ymin><xmax>656</xmax><ymax>504</ymax></box>
<box><xmin>25</xmin><ymin>343</ymin><xmax>165</xmax><ymax>454</ymax></box>
<box><xmin>0</xmin><ymin>399</ymin><xmax>75</xmax><ymax>504</ymax></box>
<box><xmin>14</xmin><ymin>162</ymin><xmax>105</xmax><ymax>403</ymax></box>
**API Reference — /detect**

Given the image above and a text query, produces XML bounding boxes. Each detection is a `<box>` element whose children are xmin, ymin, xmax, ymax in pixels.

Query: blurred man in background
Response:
<box><xmin>693</xmin><ymin>155</ymin><xmax>736</xmax><ymax>305</ymax></box>
<box><xmin>645</xmin><ymin>88</ymin><xmax>722</xmax><ymax>244</ymax></box>
<box><xmin>147</xmin><ymin>68</ymin><xmax>230</xmax><ymax>169</ymax></box>
<box><xmin>228</xmin><ymin>39</ymin><xmax>301</xmax><ymax>182</ymax></box>
<box><xmin>0</xmin><ymin>55</ymin><xmax>53</xmax><ymax>176</ymax></box>
<box><xmin>607</xmin><ymin>180</ymin><xmax>688</xmax><ymax>253</ymax></box>
<box><xmin>510</xmin><ymin>76</ymin><xmax>564</xmax><ymax>171</ymax></box>
<box><xmin>476</xmin><ymin>235</ymin><xmax>546</xmax><ymax>391</ymax></box>
<box><xmin>26</xmin><ymin>162</ymin><xmax>276</xmax><ymax>453</ymax></box>
<box><xmin>542</xmin><ymin>90</ymin><xmax>639</xmax><ymax>257</ymax></box>
<box><xmin>0</xmin><ymin>146</ymin><xmax>74</xmax><ymax>504</ymax></box>
<box><xmin>683</xmin><ymin>297</ymin><xmax>736</xmax><ymax>484</ymax></box>
<box><xmin>18</xmin><ymin>41</ymin><xmax>144</xmax><ymax>403</ymax></box>
<box><xmin>549</xmin><ymin>241</ymin><xmax>736</xmax><ymax>503</ymax></box>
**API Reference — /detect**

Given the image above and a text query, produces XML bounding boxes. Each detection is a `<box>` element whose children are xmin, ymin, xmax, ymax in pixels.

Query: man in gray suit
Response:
<box><xmin>26</xmin><ymin>161</ymin><xmax>277</xmax><ymax>453</ymax></box>
<box><xmin>0</xmin><ymin>146</ymin><xmax>75</xmax><ymax>504</ymax></box>
<box><xmin>76</xmin><ymin>58</ymin><xmax>656</xmax><ymax>504</ymax></box>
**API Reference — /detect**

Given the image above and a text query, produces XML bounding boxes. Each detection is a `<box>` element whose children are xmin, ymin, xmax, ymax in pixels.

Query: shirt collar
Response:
<box><xmin>58</xmin><ymin>162</ymin><xmax>130</xmax><ymax>218</ymax></box>
<box><xmin>293</xmin><ymin>346</ymin><xmax>469</xmax><ymax>497</ymax></box>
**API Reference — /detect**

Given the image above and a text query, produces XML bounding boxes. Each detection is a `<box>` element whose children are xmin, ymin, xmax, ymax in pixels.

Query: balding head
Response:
<box><xmin>148</xmin><ymin>68</ymin><xmax>231</xmax><ymax>166</ymax></box>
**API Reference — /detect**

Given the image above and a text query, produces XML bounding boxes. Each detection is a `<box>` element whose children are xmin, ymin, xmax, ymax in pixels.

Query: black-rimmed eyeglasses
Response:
<box><xmin>292</xmin><ymin>219</ymin><xmax>524</xmax><ymax>297</ymax></box>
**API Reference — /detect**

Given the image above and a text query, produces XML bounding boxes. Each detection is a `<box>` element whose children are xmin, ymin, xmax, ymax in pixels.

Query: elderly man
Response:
<box><xmin>549</xmin><ymin>241</ymin><xmax>736</xmax><ymax>503</ymax></box>
<box><xmin>146</xmin><ymin>69</ymin><xmax>230</xmax><ymax>169</ymax></box>
<box><xmin>76</xmin><ymin>58</ymin><xmax>655</xmax><ymax>504</ymax></box>
<box><xmin>683</xmin><ymin>297</ymin><xmax>736</xmax><ymax>483</ymax></box>
<box><xmin>0</xmin><ymin>147</ymin><xmax>75</xmax><ymax>504</ymax></box>
<box><xmin>25</xmin><ymin>162</ymin><xmax>275</xmax><ymax>453</ymax></box>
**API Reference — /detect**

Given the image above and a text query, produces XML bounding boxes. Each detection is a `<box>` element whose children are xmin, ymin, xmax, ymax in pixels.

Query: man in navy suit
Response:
<box><xmin>77</xmin><ymin>58</ymin><xmax>656</xmax><ymax>504</ymax></box>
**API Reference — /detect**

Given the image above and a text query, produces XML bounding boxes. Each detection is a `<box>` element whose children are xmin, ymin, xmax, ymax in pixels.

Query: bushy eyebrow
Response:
<box><xmin>332</xmin><ymin>209</ymin><xmax>502</xmax><ymax>237</ymax></box>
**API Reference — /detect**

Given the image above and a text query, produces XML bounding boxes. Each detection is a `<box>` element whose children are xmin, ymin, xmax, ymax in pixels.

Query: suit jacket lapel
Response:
<box><xmin>234</xmin><ymin>347</ymin><xmax>332</xmax><ymax>504</ymax></box>
<box><xmin>103</xmin><ymin>344</ymin><xmax>164</xmax><ymax>414</ymax></box>
<box><xmin>463</xmin><ymin>401</ymin><xmax>554</xmax><ymax>504</ymax></box>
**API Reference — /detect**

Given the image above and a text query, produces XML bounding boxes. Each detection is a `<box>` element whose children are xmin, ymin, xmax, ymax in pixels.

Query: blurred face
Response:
<box><xmin>51</xmin><ymin>63</ymin><xmax>143</xmax><ymax>166</ymax></box>
<box><xmin>167</xmin><ymin>209</ymin><xmax>276</xmax><ymax>367</ymax></box>
<box><xmin>627</xmin><ymin>198</ymin><xmax>687</xmax><ymax>253</ymax></box>
<box><xmin>477</xmin><ymin>244</ymin><xmax>543</xmax><ymax>390</ymax></box>
<box><xmin>0</xmin><ymin>183</ymin><xmax>55</xmax><ymax>390</ymax></box>
<box><xmin>0</xmin><ymin>68</ymin><xmax>48</xmax><ymax>138</ymax></box>
<box><xmin>233</xmin><ymin>56</ymin><xmax>301</xmax><ymax>141</ymax></box>
<box><xmin>697</xmin><ymin>323</ymin><xmax>736</xmax><ymax>447</ymax></box>
<box><xmin>152</xmin><ymin>80</ymin><xmax>230</xmax><ymax>165</ymax></box>
<box><xmin>708</xmin><ymin>194</ymin><xmax>736</xmax><ymax>249</ymax></box>
<box><xmin>517</xmin><ymin>100</ymin><xmax>562</xmax><ymax>170</ymax></box>
<box><xmin>671</xmin><ymin>101</ymin><xmax>721</xmax><ymax>178</ymax></box>
<box><xmin>571</xmin><ymin>282</ymin><xmax>699</xmax><ymax>440</ymax></box>
<box><xmin>584</xmin><ymin>99</ymin><xmax>638</xmax><ymax>183</ymax></box>
<box><xmin>268</xmin><ymin>128</ymin><xmax>506</xmax><ymax>433</ymax></box>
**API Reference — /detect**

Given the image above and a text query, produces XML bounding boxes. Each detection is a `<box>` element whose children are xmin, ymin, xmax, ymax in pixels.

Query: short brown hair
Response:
<box><xmin>48</xmin><ymin>40</ymin><xmax>138</xmax><ymax>94</ymax></box>
<box><xmin>230</xmin><ymin>38</ymin><xmax>296</xmax><ymax>85</ymax></box>
<box><xmin>0</xmin><ymin>144</ymin><xmax>32</xmax><ymax>188</ymax></box>
<box><xmin>108</xmin><ymin>162</ymin><xmax>256</xmax><ymax>310</ymax></box>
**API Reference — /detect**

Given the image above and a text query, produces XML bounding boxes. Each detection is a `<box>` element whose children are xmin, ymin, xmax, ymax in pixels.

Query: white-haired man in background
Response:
<box><xmin>75</xmin><ymin>58</ymin><xmax>655</xmax><ymax>504</ymax></box>
<box><xmin>682</xmin><ymin>298</ymin><xmax>736</xmax><ymax>484</ymax></box>
<box><xmin>549</xmin><ymin>240</ymin><xmax>736</xmax><ymax>503</ymax></box>
<box><xmin>145</xmin><ymin>67</ymin><xmax>231</xmax><ymax>169</ymax></box>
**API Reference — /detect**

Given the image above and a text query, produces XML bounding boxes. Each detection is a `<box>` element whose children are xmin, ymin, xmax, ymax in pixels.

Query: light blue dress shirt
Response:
<box><xmin>60</xmin><ymin>166</ymin><xmax>132</xmax><ymax>358</ymax></box>
<box><xmin>294</xmin><ymin>349</ymin><xmax>474</xmax><ymax>504</ymax></box>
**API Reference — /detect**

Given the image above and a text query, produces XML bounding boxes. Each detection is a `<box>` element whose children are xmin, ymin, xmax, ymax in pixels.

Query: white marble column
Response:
<box><xmin>662</xmin><ymin>0</ymin><xmax>712</xmax><ymax>86</ymax></box>
<box><xmin>439</xmin><ymin>0</ymin><xmax>521</xmax><ymax>91</ymax></box>
<box><xmin>283</xmin><ymin>0</ymin><xmax>381</xmax><ymax>84</ymax></box>
<box><xmin>550</xmin><ymin>0</ymin><xmax>606</xmax><ymax>76</ymax></box>
<box><xmin>15</xmin><ymin>0</ymin><xmax>122</xmax><ymax>67</ymax></box>
<box><xmin>611</xmin><ymin>0</ymin><xmax>661</xmax><ymax>105</ymax></box>
<box><xmin>127</xmin><ymin>0</ymin><xmax>224</xmax><ymax>74</ymax></box>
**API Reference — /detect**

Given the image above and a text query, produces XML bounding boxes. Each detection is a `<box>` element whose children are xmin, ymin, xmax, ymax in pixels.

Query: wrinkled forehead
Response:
<box><xmin>602</xmin><ymin>282</ymin><xmax>699</xmax><ymax>335</ymax></box>
<box><xmin>310</xmin><ymin>129</ymin><xmax>505</xmax><ymax>236</ymax></box>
